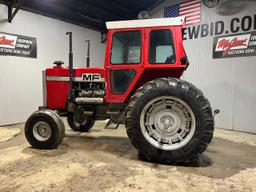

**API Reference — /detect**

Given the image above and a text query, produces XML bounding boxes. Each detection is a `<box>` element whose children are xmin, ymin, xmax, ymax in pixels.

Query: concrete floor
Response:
<box><xmin>0</xmin><ymin>120</ymin><xmax>255</xmax><ymax>192</ymax></box>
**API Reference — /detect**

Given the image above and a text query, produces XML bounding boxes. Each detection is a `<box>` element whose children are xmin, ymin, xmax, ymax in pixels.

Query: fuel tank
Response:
<box><xmin>44</xmin><ymin>65</ymin><xmax>105</xmax><ymax>109</ymax></box>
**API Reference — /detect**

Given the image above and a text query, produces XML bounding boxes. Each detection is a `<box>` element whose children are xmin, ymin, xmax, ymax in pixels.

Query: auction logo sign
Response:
<box><xmin>213</xmin><ymin>32</ymin><xmax>256</xmax><ymax>59</ymax></box>
<box><xmin>0</xmin><ymin>32</ymin><xmax>37</xmax><ymax>58</ymax></box>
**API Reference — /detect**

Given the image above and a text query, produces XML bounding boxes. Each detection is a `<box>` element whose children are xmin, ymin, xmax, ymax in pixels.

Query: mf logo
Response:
<box><xmin>82</xmin><ymin>73</ymin><xmax>104</xmax><ymax>82</ymax></box>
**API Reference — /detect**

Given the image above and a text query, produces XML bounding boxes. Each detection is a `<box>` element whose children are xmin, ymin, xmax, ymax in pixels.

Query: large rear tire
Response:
<box><xmin>25</xmin><ymin>110</ymin><xmax>65</xmax><ymax>149</ymax></box>
<box><xmin>67</xmin><ymin>115</ymin><xmax>95</xmax><ymax>132</ymax></box>
<box><xmin>125</xmin><ymin>78</ymin><xmax>214</xmax><ymax>163</ymax></box>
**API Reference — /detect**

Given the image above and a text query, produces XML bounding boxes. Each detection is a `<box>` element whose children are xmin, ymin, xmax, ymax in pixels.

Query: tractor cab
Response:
<box><xmin>104</xmin><ymin>17</ymin><xmax>188</xmax><ymax>103</ymax></box>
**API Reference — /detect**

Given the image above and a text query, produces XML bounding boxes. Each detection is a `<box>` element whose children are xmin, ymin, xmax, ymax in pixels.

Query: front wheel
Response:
<box><xmin>25</xmin><ymin>110</ymin><xmax>65</xmax><ymax>149</ymax></box>
<box><xmin>125</xmin><ymin>78</ymin><xmax>214</xmax><ymax>163</ymax></box>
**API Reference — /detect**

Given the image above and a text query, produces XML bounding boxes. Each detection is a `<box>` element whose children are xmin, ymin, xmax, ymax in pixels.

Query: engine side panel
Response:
<box><xmin>46</xmin><ymin>81</ymin><xmax>70</xmax><ymax>109</ymax></box>
<box><xmin>45</xmin><ymin>67</ymin><xmax>70</xmax><ymax>109</ymax></box>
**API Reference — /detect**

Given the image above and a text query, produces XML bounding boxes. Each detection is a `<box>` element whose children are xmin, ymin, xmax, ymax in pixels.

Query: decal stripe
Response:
<box><xmin>46</xmin><ymin>76</ymin><xmax>105</xmax><ymax>82</ymax></box>
<box><xmin>46</xmin><ymin>76</ymin><xmax>70</xmax><ymax>82</ymax></box>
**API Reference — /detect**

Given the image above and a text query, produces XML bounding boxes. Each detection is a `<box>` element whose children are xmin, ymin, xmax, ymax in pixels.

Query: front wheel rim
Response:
<box><xmin>32</xmin><ymin>121</ymin><xmax>52</xmax><ymax>141</ymax></box>
<box><xmin>140</xmin><ymin>96</ymin><xmax>196</xmax><ymax>151</ymax></box>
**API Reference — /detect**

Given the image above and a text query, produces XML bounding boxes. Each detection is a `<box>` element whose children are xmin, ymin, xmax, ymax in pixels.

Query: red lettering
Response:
<box><xmin>218</xmin><ymin>37</ymin><xmax>247</xmax><ymax>56</ymax></box>
<box><xmin>0</xmin><ymin>36</ymin><xmax>15</xmax><ymax>47</ymax></box>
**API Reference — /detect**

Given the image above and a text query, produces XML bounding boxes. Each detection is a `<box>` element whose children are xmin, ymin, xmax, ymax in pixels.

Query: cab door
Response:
<box><xmin>105</xmin><ymin>29</ymin><xmax>145</xmax><ymax>103</ymax></box>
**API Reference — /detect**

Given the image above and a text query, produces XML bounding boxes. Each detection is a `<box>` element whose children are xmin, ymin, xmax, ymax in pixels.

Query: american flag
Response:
<box><xmin>164</xmin><ymin>0</ymin><xmax>201</xmax><ymax>26</ymax></box>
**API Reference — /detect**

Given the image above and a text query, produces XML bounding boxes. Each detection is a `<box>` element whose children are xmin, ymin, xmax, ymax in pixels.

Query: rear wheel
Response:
<box><xmin>25</xmin><ymin>110</ymin><xmax>65</xmax><ymax>149</ymax></box>
<box><xmin>125</xmin><ymin>78</ymin><xmax>214</xmax><ymax>163</ymax></box>
<box><xmin>67</xmin><ymin>115</ymin><xmax>95</xmax><ymax>132</ymax></box>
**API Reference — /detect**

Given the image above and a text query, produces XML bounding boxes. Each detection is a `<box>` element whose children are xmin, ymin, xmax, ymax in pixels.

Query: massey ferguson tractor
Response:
<box><xmin>25</xmin><ymin>16</ymin><xmax>215</xmax><ymax>163</ymax></box>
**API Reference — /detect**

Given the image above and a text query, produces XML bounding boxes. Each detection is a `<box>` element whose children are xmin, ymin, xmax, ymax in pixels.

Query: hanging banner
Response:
<box><xmin>0</xmin><ymin>32</ymin><xmax>37</xmax><ymax>58</ymax></box>
<box><xmin>213</xmin><ymin>31</ymin><xmax>256</xmax><ymax>59</ymax></box>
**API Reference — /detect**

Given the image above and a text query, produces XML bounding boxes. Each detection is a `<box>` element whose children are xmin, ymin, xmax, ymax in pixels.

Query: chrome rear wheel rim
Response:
<box><xmin>140</xmin><ymin>96</ymin><xmax>196</xmax><ymax>151</ymax></box>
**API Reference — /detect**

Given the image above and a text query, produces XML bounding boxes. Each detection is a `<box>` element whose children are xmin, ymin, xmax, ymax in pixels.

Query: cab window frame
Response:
<box><xmin>148</xmin><ymin>29</ymin><xmax>176</xmax><ymax>64</ymax></box>
<box><xmin>110</xmin><ymin>30</ymin><xmax>142</xmax><ymax>65</ymax></box>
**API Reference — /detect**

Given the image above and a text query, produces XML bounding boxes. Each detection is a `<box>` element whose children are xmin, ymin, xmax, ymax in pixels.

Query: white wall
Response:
<box><xmin>151</xmin><ymin>0</ymin><xmax>256</xmax><ymax>133</ymax></box>
<box><xmin>0</xmin><ymin>5</ymin><xmax>106</xmax><ymax>125</ymax></box>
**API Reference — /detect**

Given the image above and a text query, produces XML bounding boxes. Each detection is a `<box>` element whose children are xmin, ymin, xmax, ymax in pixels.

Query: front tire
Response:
<box><xmin>25</xmin><ymin>110</ymin><xmax>65</xmax><ymax>149</ymax></box>
<box><xmin>125</xmin><ymin>78</ymin><xmax>214</xmax><ymax>163</ymax></box>
<box><xmin>67</xmin><ymin>115</ymin><xmax>95</xmax><ymax>132</ymax></box>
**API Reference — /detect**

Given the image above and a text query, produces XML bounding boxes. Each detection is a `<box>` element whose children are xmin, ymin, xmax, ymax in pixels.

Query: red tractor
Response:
<box><xmin>25</xmin><ymin>17</ymin><xmax>214</xmax><ymax>163</ymax></box>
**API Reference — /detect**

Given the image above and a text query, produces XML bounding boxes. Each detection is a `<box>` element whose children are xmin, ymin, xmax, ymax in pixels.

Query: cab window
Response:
<box><xmin>111</xmin><ymin>31</ymin><xmax>141</xmax><ymax>64</ymax></box>
<box><xmin>149</xmin><ymin>30</ymin><xmax>175</xmax><ymax>64</ymax></box>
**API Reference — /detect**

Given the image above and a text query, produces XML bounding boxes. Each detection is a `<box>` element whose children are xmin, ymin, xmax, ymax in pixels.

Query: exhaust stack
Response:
<box><xmin>66</xmin><ymin>32</ymin><xmax>75</xmax><ymax>100</ymax></box>
<box><xmin>85</xmin><ymin>40</ymin><xmax>90</xmax><ymax>68</ymax></box>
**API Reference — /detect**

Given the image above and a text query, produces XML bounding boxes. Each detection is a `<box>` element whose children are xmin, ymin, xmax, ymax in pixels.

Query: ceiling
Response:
<box><xmin>0</xmin><ymin>0</ymin><xmax>165</xmax><ymax>32</ymax></box>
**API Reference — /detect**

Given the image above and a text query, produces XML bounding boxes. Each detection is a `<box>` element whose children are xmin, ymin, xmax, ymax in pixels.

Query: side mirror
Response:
<box><xmin>180</xmin><ymin>56</ymin><xmax>188</xmax><ymax>65</ymax></box>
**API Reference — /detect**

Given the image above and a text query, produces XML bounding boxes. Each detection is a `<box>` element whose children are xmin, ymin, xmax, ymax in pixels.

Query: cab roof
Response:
<box><xmin>106</xmin><ymin>16</ymin><xmax>185</xmax><ymax>30</ymax></box>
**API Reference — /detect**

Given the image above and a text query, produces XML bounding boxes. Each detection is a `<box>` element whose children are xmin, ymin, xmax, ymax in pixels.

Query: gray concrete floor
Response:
<box><xmin>0</xmin><ymin>120</ymin><xmax>255</xmax><ymax>192</ymax></box>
